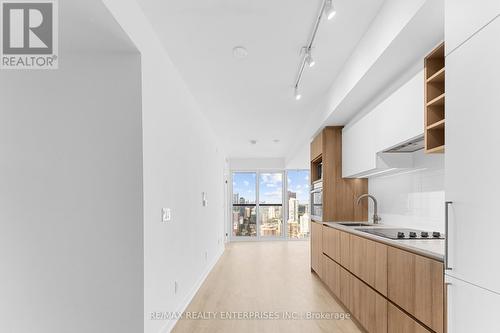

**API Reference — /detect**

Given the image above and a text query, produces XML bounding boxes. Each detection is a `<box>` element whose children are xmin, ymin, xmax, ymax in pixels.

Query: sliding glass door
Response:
<box><xmin>231</xmin><ymin>170</ymin><xmax>309</xmax><ymax>240</ymax></box>
<box><xmin>231</xmin><ymin>172</ymin><xmax>257</xmax><ymax>237</ymax></box>
<box><xmin>259</xmin><ymin>172</ymin><xmax>284</xmax><ymax>238</ymax></box>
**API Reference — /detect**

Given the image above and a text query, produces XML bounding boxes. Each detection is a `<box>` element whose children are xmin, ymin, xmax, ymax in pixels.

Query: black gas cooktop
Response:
<box><xmin>357</xmin><ymin>228</ymin><xmax>444</xmax><ymax>240</ymax></box>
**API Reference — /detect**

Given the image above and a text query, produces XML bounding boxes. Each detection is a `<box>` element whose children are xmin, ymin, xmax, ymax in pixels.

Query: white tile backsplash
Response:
<box><xmin>368</xmin><ymin>150</ymin><xmax>445</xmax><ymax>232</ymax></box>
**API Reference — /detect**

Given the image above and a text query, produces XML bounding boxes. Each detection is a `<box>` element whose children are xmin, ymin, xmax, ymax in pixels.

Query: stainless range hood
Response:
<box><xmin>383</xmin><ymin>135</ymin><xmax>424</xmax><ymax>153</ymax></box>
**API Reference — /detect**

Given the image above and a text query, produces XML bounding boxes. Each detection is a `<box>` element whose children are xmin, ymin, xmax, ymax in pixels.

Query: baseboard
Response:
<box><xmin>158</xmin><ymin>245</ymin><xmax>225</xmax><ymax>333</ymax></box>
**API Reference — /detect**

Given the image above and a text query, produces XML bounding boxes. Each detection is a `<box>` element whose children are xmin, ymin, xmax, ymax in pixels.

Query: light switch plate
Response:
<box><xmin>162</xmin><ymin>208</ymin><xmax>171</xmax><ymax>223</ymax></box>
<box><xmin>202</xmin><ymin>192</ymin><xmax>208</xmax><ymax>207</ymax></box>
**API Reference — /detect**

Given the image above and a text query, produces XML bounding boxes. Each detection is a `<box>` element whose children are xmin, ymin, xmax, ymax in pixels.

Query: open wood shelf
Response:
<box><xmin>426</xmin><ymin>145</ymin><xmax>445</xmax><ymax>154</ymax></box>
<box><xmin>426</xmin><ymin>67</ymin><xmax>445</xmax><ymax>83</ymax></box>
<box><xmin>424</xmin><ymin>43</ymin><xmax>445</xmax><ymax>154</ymax></box>
<box><xmin>426</xmin><ymin>93</ymin><xmax>445</xmax><ymax>107</ymax></box>
<box><xmin>427</xmin><ymin>119</ymin><xmax>445</xmax><ymax>130</ymax></box>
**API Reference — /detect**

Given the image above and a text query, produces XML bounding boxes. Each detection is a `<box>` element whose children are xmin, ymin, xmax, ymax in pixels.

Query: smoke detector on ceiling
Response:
<box><xmin>233</xmin><ymin>46</ymin><xmax>248</xmax><ymax>59</ymax></box>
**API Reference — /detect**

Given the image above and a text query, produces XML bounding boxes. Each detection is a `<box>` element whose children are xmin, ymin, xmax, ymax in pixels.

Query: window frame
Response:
<box><xmin>229</xmin><ymin>169</ymin><xmax>310</xmax><ymax>241</ymax></box>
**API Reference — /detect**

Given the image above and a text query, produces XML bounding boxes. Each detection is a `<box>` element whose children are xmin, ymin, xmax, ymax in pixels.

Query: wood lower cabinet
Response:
<box><xmin>340</xmin><ymin>231</ymin><xmax>350</xmax><ymax>269</ymax></box>
<box><xmin>387</xmin><ymin>247</ymin><xmax>444</xmax><ymax>333</ymax></box>
<box><xmin>339</xmin><ymin>265</ymin><xmax>351</xmax><ymax>310</ymax></box>
<box><xmin>323</xmin><ymin>225</ymin><xmax>341</xmax><ymax>262</ymax></box>
<box><xmin>350</xmin><ymin>273</ymin><xmax>388</xmax><ymax>333</ymax></box>
<box><xmin>311</xmin><ymin>221</ymin><xmax>323</xmax><ymax>277</ymax></box>
<box><xmin>315</xmin><ymin>225</ymin><xmax>445</xmax><ymax>333</ymax></box>
<box><xmin>388</xmin><ymin>303</ymin><xmax>431</xmax><ymax>333</ymax></box>
<box><xmin>349</xmin><ymin>234</ymin><xmax>388</xmax><ymax>296</ymax></box>
<box><xmin>323</xmin><ymin>254</ymin><xmax>340</xmax><ymax>297</ymax></box>
<box><xmin>323</xmin><ymin>254</ymin><xmax>386</xmax><ymax>333</ymax></box>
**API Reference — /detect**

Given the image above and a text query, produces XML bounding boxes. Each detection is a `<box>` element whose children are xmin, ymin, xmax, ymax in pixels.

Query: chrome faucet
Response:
<box><xmin>356</xmin><ymin>194</ymin><xmax>382</xmax><ymax>224</ymax></box>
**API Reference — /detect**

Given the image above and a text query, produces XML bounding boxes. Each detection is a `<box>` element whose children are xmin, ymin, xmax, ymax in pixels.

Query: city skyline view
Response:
<box><xmin>232</xmin><ymin>171</ymin><xmax>310</xmax><ymax>238</ymax></box>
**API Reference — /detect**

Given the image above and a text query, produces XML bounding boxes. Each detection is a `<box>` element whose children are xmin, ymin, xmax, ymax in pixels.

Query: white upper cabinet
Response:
<box><xmin>342</xmin><ymin>71</ymin><xmax>424</xmax><ymax>178</ymax></box>
<box><xmin>445</xmin><ymin>0</ymin><xmax>500</xmax><ymax>55</ymax></box>
<box><xmin>445</xmin><ymin>16</ymin><xmax>500</xmax><ymax>293</ymax></box>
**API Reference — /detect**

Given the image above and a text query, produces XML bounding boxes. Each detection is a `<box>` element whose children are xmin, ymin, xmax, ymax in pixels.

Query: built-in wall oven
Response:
<box><xmin>310</xmin><ymin>180</ymin><xmax>323</xmax><ymax>221</ymax></box>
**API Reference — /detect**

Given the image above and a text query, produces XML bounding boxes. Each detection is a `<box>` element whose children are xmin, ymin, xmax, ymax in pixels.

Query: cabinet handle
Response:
<box><xmin>445</xmin><ymin>201</ymin><xmax>453</xmax><ymax>270</ymax></box>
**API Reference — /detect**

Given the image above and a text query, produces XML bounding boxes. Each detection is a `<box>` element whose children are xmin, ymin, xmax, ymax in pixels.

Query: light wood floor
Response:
<box><xmin>172</xmin><ymin>241</ymin><xmax>362</xmax><ymax>333</ymax></box>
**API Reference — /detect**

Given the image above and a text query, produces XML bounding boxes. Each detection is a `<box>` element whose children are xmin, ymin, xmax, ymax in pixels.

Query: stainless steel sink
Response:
<box><xmin>338</xmin><ymin>223</ymin><xmax>372</xmax><ymax>227</ymax></box>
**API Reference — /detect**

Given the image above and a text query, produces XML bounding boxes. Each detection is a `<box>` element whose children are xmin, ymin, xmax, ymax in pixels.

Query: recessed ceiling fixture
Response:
<box><xmin>233</xmin><ymin>46</ymin><xmax>248</xmax><ymax>59</ymax></box>
<box><xmin>293</xmin><ymin>0</ymin><xmax>337</xmax><ymax>100</ymax></box>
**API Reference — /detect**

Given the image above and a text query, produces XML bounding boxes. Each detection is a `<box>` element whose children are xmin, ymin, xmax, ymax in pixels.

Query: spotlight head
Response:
<box><xmin>305</xmin><ymin>52</ymin><xmax>315</xmax><ymax>67</ymax></box>
<box><xmin>294</xmin><ymin>88</ymin><xmax>302</xmax><ymax>100</ymax></box>
<box><xmin>324</xmin><ymin>0</ymin><xmax>336</xmax><ymax>20</ymax></box>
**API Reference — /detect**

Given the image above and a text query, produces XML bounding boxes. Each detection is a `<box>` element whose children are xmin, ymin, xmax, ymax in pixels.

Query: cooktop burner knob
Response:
<box><xmin>409</xmin><ymin>231</ymin><xmax>417</xmax><ymax>238</ymax></box>
<box><xmin>421</xmin><ymin>231</ymin><xmax>429</xmax><ymax>238</ymax></box>
<box><xmin>432</xmin><ymin>231</ymin><xmax>441</xmax><ymax>238</ymax></box>
<box><xmin>397</xmin><ymin>232</ymin><xmax>405</xmax><ymax>239</ymax></box>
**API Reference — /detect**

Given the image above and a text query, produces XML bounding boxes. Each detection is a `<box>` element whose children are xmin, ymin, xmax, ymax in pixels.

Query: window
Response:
<box><xmin>286</xmin><ymin>170</ymin><xmax>310</xmax><ymax>239</ymax></box>
<box><xmin>259</xmin><ymin>173</ymin><xmax>283</xmax><ymax>237</ymax></box>
<box><xmin>230</xmin><ymin>170</ymin><xmax>309</xmax><ymax>240</ymax></box>
<box><xmin>232</xmin><ymin>172</ymin><xmax>257</xmax><ymax>237</ymax></box>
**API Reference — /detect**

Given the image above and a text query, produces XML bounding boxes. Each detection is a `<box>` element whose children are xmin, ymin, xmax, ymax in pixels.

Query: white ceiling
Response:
<box><xmin>137</xmin><ymin>0</ymin><xmax>385</xmax><ymax>158</ymax></box>
<box><xmin>60</xmin><ymin>0</ymin><xmax>137</xmax><ymax>54</ymax></box>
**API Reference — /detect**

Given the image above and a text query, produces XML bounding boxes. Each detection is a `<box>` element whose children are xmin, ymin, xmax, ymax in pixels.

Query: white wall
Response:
<box><xmin>103</xmin><ymin>1</ymin><xmax>227</xmax><ymax>333</ymax></box>
<box><xmin>285</xmin><ymin>142</ymin><xmax>310</xmax><ymax>170</ymax></box>
<box><xmin>0</xmin><ymin>54</ymin><xmax>144</xmax><ymax>333</ymax></box>
<box><xmin>368</xmin><ymin>151</ymin><xmax>445</xmax><ymax>232</ymax></box>
<box><xmin>229</xmin><ymin>158</ymin><xmax>285</xmax><ymax>170</ymax></box>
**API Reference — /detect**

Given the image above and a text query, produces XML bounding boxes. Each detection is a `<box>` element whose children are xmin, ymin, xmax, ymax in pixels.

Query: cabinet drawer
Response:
<box><xmin>388</xmin><ymin>247</ymin><xmax>444</xmax><ymax>333</ymax></box>
<box><xmin>323</xmin><ymin>254</ymin><xmax>351</xmax><ymax>309</ymax></box>
<box><xmin>349</xmin><ymin>234</ymin><xmax>388</xmax><ymax>296</ymax></box>
<box><xmin>350</xmin><ymin>272</ymin><xmax>388</xmax><ymax>333</ymax></box>
<box><xmin>388</xmin><ymin>303</ymin><xmax>431</xmax><ymax>333</ymax></box>
<box><xmin>311</xmin><ymin>222</ymin><xmax>323</xmax><ymax>277</ymax></box>
<box><xmin>340</xmin><ymin>231</ymin><xmax>350</xmax><ymax>269</ymax></box>
<box><xmin>323</xmin><ymin>254</ymin><xmax>340</xmax><ymax>297</ymax></box>
<box><xmin>322</xmin><ymin>226</ymin><xmax>341</xmax><ymax>262</ymax></box>
<box><xmin>339</xmin><ymin>265</ymin><xmax>351</xmax><ymax>310</ymax></box>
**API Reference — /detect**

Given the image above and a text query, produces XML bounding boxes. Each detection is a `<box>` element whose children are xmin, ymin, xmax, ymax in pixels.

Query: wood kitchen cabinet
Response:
<box><xmin>424</xmin><ymin>43</ymin><xmax>445</xmax><ymax>153</ymax></box>
<box><xmin>339</xmin><ymin>230</ymin><xmax>350</xmax><ymax>269</ymax></box>
<box><xmin>318</xmin><ymin>226</ymin><xmax>445</xmax><ymax>333</ymax></box>
<box><xmin>322</xmin><ymin>225</ymin><xmax>340</xmax><ymax>262</ymax></box>
<box><xmin>349</xmin><ymin>234</ymin><xmax>388</xmax><ymax>296</ymax></box>
<box><xmin>339</xmin><ymin>265</ymin><xmax>351</xmax><ymax>310</ymax></box>
<box><xmin>310</xmin><ymin>127</ymin><xmax>367</xmax><ymax>221</ymax></box>
<box><xmin>310</xmin><ymin>221</ymin><xmax>323</xmax><ymax>277</ymax></box>
<box><xmin>350</xmin><ymin>274</ymin><xmax>388</xmax><ymax>333</ymax></box>
<box><xmin>387</xmin><ymin>247</ymin><xmax>444</xmax><ymax>333</ymax></box>
<box><xmin>388</xmin><ymin>303</ymin><xmax>431</xmax><ymax>333</ymax></box>
<box><xmin>323</xmin><ymin>254</ymin><xmax>341</xmax><ymax>297</ymax></box>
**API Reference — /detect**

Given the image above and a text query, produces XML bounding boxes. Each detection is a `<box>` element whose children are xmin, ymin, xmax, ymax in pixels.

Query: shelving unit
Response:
<box><xmin>424</xmin><ymin>43</ymin><xmax>445</xmax><ymax>153</ymax></box>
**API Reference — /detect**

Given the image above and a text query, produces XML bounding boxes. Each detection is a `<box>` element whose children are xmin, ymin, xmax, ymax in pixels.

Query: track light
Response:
<box><xmin>305</xmin><ymin>51</ymin><xmax>315</xmax><ymax>68</ymax></box>
<box><xmin>294</xmin><ymin>88</ymin><xmax>302</xmax><ymax>100</ymax></box>
<box><xmin>324</xmin><ymin>0</ymin><xmax>336</xmax><ymax>20</ymax></box>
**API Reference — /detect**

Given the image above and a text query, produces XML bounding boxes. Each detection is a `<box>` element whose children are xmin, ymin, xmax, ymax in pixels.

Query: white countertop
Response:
<box><xmin>320</xmin><ymin>221</ymin><xmax>445</xmax><ymax>262</ymax></box>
